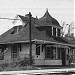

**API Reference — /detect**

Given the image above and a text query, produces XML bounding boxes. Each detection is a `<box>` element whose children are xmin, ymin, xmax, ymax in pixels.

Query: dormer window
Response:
<box><xmin>10</xmin><ymin>25</ymin><xmax>23</xmax><ymax>34</ymax></box>
<box><xmin>53</xmin><ymin>27</ymin><xmax>56</xmax><ymax>36</ymax></box>
<box><xmin>10</xmin><ymin>30</ymin><xmax>15</xmax><ymax>34</ymax></box>
<box><xmin>57</xmin><ymin>29</ymin><xmax>60</xmax><ymax>37</ymax></box>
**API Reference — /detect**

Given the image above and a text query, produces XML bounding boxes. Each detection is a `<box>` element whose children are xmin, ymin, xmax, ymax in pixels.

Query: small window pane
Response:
<box><xmin>57</xmin><ymin>48</ymin><xmax>61</xmax><ymax>59</ymax></box>
<box><xmin>46</xmin><ymin>47</ymin><xmax>51</xmax><ymax>59</ymax></box>
<box><xmin>36</xmin><ymin>44</ymin><xmax>40</xmax><ymax>55</ymax></box>
<box><xmin>53</xmin><ymin>28</ymin><xmax>56</xmax><ymax>36</ymax></box>
<box><xmin>11</xmin><ymin>45</ymin><xmax>19</xmax><ymax>59</ymax></box>
<box><xmin>0</xmin><ymin>47</ymin><xmax>4</xmax><ymax>60</ymax></box>
<box><xmin>57</xmin><ymin>29</ymin><xmax>60</xmax><ymax>36</ymax></box>
<box><xmin>53</xmin><ymin>47</ymin><xmax>56</xmax><ymax>59</ymax></box>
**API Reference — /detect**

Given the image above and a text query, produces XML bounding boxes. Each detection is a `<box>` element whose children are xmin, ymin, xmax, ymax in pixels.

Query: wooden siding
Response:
<box><xmin>0</xmin><ymin>43</ymin><xmax>70</xmax><ymax>66</ymax></box>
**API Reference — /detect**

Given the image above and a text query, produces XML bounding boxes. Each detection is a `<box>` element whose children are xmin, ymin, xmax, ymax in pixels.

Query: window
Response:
<box><xmin>18</xmin><ymin>44</ymin><xmax>21</xmax><ymax>52</ymax></box>
<box><xmin>10</xmin><ymin>31</ymin><xmax>15</xmax><ymax>34</ymax></box>
<box><xmin>36</xmin><ymin>44</ymin><xmax>40</xmax><ymax>55</ymax></box>
<box><xmin>11</xmin><ymin>45</ymin><xmax>19</xmax><ymax>59</ymax></box>
<box><xmin>57</xmin><ymin>48</ymin><xmax>61</xmax><ymax>59</ymax></box>
<box><xmin>46</xmin><ymin>47</ymin><xmax>51</xmax><ymax>59</ymax></box>
<box><xmin>0</xmin><ymin>48</ymin><xmax>4</xmax><ymax>60</ymax></box>
<box><xmin>57</xmin><ymin>29</ymin><xmax>60</xmax><ymax>37</ymax></box>
<box><xmin>10</xmin><ymin>26</ymin><xmax>23</xmax><ymax>34</ymax></box>
<box><xmin>45</xmin><ymin>45</ymin><xmax>61</xmax><ymax>59</ymax></box>
<box><xmin>10</xmin><ymin>27</ymin><xmax>17</xmax><ymax>34</ymax></box>
<box><xmin>53</xmin><ymin>27</ymin><xmax>56</xmax><ymax>36</ymax></box>
<box><xmin>53</xmin><ymin>47</ymin><xmax>56</xmax><ymax>59</ymax></box>
<box><xmin>46</xmin><ymin>46</ymin><xmax>55</xmax><ymax>59</ymax></box>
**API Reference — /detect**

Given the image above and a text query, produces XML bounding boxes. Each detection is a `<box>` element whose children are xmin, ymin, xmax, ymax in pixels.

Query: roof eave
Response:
<box><xmin>35</xmin><ymin>24</ymin><xmax>62</xmax><ymax>28</ymax></box>
<box><xmin>34</xmin><ymin>39</ymin><xmax>75</xmax><ymax>47</ymax></box>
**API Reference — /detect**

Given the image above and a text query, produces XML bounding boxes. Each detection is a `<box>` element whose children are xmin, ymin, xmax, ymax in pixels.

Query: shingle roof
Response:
<box><xmin>18</xmin><ymin>15</ymin><xmax>38</xmax><ymax>24</ymax></box>
<box><xmin>0</xmin><ymin>22</ymin><xmax>74</xmax><ymax>46</ymax></box>
<box><xmin>0</xmin><ymin>11</ymin><xmax>74</xmax><ymax>46</ymax></box>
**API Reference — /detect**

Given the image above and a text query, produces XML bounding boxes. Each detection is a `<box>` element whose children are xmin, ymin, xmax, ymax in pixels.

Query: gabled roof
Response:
<box><xmin>37</xmin><ymin>9</ymin><xmax>60</xmax><ymax>27</ymax></box>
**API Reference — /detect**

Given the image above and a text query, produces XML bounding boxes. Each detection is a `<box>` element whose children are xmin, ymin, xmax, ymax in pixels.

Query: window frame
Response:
<box><xmin>57</xmin><ymin>28</ymin><xmax>60</xmax><ymax>37</ymax></box>
<box><xmin>0</xmin><ymin>47</ymin><xmax>4</xmax><ymax>60</ymax></box>
<box><xmin>57</xmin><ymin>47</ymin><xmax>61</xmax><ymax>59</ymax></box>
<box><xmin>46</xmin><ymin>46</ymin><xmax>52</xmax><ymax>59</ymax></box>
<box><xmin>11</xmin><ymin>44</ymin><xmax>19</xmax><ymax>59</ymax></box>
<box><xmin>36</xmin><ymin>44</ymin><xmax>40</xmax><ymax>55</ymax></box>
<box><xmin>53</xmin><ymin>47</ymin><xmax>57</xmax><ymax>59</ymax></box>
<box><xmin>45</xmin><ymin>45</ymin><xmax>61</xmax><ymax>60</ymax></box>
<box><xmin>53</xmin><ymin>27</ymin><xmax>56</xmax><ymax>36</ymax></box>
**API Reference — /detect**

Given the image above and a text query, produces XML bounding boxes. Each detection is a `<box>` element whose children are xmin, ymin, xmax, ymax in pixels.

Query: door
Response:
<box><xmin>61</xmin><ymin>48</ymin><xmax>66</xmax><ymax>66</ymax></box>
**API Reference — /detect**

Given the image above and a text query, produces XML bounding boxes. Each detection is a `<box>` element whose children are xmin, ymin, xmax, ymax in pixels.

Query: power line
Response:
<box><xmin>0</xmin><ymin>17</ymin><xmax>20</xmax><ymax>20</ymax></box>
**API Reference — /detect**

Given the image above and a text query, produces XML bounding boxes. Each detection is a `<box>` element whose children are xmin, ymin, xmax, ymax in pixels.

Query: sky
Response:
<box><xmin>0</xmin><ymin>0</ymin><xmax>74</xmax><ymax>35</ymax></box>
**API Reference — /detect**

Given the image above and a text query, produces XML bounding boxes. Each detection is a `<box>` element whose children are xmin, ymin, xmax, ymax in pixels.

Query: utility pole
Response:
<box><xmin>29</xmin><ymin>12</ymin><xmax>32</xmax><ymax>66</ymax></box>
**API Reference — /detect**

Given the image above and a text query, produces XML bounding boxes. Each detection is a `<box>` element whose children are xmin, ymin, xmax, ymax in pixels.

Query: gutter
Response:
<box><xmin>0</xmin><ymin>39</ymin><xmax>75</xmax><ymax>47</ymax></box>
<box><xmin>34</xmin><ymin>39</ymin><xmax>75</xmax><ymax>47</ymax></box>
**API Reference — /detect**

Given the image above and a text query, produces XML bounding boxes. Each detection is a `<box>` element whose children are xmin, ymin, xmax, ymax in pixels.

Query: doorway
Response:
<box><xmin>61</xmin><ymin>48</ymin><xmax>66</xmax><ymax>66</ymax></box>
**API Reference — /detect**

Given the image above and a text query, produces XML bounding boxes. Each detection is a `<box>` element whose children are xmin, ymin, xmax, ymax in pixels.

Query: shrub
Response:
<box><xmin>0</xmin><ymin>56</ymin><xmax>35</xmax><ymax>71</ymax></box>
<box><xmin>17</xmin><ymin>56</ymin><xmax>34</xmax><ymax>67</ymax></box>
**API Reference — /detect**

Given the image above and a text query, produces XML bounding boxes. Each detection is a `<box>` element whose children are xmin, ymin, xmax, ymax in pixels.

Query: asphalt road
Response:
<box><xmin>0</xmin><ymin>68</ymin><xmax>75</xmax><ymax>75</ymax></box>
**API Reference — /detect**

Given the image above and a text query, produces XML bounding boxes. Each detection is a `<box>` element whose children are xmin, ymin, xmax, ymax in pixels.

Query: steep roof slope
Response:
<box><xmin>0</xmin><ymin>22</ymin><xmax>73</xmax><ymax>45</ymax></box>
<box><xmin>0</xmin><ymin>23</ymin><xmax>55</xmax><ymax>44</ymax></box>
<box><xmin>0</xmin><ymin>11</ymin><xmax>74</xmax><ymax>46</ymax></box>
<box><xmin>37</xmin><ymin>9</ymin><xmax>60</xmax><ymax>27</ymax></box>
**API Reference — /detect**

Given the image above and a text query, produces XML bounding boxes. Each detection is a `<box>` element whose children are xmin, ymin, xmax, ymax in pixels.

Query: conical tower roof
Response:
<box><xmin>38</xmin><ymin>9</ymin><xmax>60</xmax><ymax>27</ymax></box>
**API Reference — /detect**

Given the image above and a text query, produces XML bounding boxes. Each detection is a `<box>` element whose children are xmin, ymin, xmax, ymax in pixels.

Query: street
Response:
<box><xmin>0</xmin><ymin>68</ymin><xmax>75</xmax><ymax>75</ymax></box>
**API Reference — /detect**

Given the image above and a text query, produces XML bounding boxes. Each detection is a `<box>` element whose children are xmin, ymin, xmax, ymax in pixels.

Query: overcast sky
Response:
<box><xmin>0</xmin><ymin>0</ymin><xmax>74</xmax><ymax>35</ymax></box>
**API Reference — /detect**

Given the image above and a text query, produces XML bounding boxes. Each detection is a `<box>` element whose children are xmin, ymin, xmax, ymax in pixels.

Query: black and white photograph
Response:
<box><xmin>0</xmin><ymin>0</ymin><xmax>74</xmax><ymax>75</ymax></box>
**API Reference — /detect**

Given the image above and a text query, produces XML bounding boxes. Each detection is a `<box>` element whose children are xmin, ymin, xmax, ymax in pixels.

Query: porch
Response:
<box><xmin>34</xmin><ymin>44</ymin><xmax>70</xmax><ymax>66</ymax></box>
<box><xmin>0</xmin><ymin>43</ymin><xmax>74</xmax><ymax>66</ymax></box>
